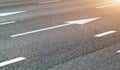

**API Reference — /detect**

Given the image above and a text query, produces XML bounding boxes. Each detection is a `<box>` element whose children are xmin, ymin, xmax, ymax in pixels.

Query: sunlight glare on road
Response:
<box><xmin>107</xmin><ymin>0</ymin><xmax>120</xmax><ymax>4</ymax></box>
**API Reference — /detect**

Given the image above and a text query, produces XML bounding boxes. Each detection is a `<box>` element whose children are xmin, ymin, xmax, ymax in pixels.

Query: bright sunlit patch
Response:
<box><xmin>107</xmin><ymin>0</ymin><xmax>120</xmax><ymax>4</ymax></box>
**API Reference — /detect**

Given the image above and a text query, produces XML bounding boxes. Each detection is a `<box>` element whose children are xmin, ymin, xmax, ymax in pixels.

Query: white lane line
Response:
<box><xmin>39</xmin><ymin>0</ymin><xmax>60</xmax><ymax>4</ymax></box>
<box><xmin>95</xmin><ymin>31</ymin><xmax>117</xmax><ymax>37</ymax></box>
<box><xmin>117</xmin><ymin>50</ymin><xmax>120</xmax><ymax>53</ymax></box>
<box><xmin>0</xmin><ymin>57</ymin><xmax>26</xmax><ymax>67</ymax></box>
<box><xmin>10</xmin><ymin>17</ymin><xmax>100</xmax><ymax>37</ymax></box>
<box><xmin>0</xmin><ymin>21</ymin><xmax>16</xmax><ymax>26</ymax></box>
<box><xmin>0</xmin><ymin>11</ymin><xmax>25</xmax><ymax>17</ymax></box>
<box><xmin>96</xmin><ymin>4</ymin><xmax>117</xmax><ymax>8</ymax></box>
<box><xmin>65</xmin><ymin>17</ymin><xmax>100</xmax><ymax>24</ymax></box>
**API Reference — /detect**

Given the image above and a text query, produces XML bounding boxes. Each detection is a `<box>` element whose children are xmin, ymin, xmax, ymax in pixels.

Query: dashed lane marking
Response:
<box><xmin>0</xmin><ymin>21</ymin><xmax>16</xmax><ymax>26</ymax></box>
<box><xmin>95</xmin><ymin>30</ymin><xmax>117</xmax><ymax>37</ymax></box>
<box><xmin>0</xmin><ymin>11</ymin><xmax>25</xmax><ymax>17</ymax></box>
<box><xmin>96</xmin><ymin>4</ymin><xmax>117</xmax><ymax>8</ymax></box>
<box><xmin>10</xmin><ymin>17</ymin><xmax>100</xmax><ymax>37</ymax></box>
<box><xmin>0</xmin><ymin>57</ymin><xmax>26</xmax><ymax>67</ymax></box>
<box><xmin>117</xmin><ymin>50</ymin><xmax>120</xmax><ymax>53</ymax></box>
<box><xmin>39</xmin><ymin>0</ymin><xmax>60</xmax><ymax>4</ymax></box>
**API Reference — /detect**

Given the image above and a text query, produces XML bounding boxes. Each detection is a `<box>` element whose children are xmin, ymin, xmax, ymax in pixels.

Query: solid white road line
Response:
<box><xmin>10</xmin><ymin>17</ymin><xmax>100</xmax><ymax>37</ymax></box>
<box><xmin>0</xmin><ymin>11</ymin><xmax>25</xmax><ymax>17</ymax></box>
<box><xmin>39</xmin><ymin>0</ymin><xmax>60</xmax><ymax>4</ymax></box>
<box><xmin>96</xmin><ymin>4</ymin><xmax>117</xmax><ymax>8</ymax></box>
<box><xmin>0</xmin><ymin>57</ymin><xmax>26</xmax><ymax>67</ymax></box>
<box><xmin>0</xmin><ymin>21</ymin><xmax>16</xmax><ymax>26</ymax></box>
<box><xmin>95</xmin><ymin>31</ymin><xmax>117</xmax><ymax>37</ymax></box>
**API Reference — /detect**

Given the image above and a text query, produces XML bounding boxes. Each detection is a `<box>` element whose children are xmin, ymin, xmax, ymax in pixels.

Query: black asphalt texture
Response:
<box><xmin>0</xmin><ymin>0</ymin><xmax>120</xmax><ymax>70</ymax></box>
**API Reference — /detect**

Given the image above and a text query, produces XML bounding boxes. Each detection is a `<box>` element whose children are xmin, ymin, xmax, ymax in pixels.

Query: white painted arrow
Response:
<box><xmin>0</xmin><ymin>11</ymin><xmax>25</xmax><ymax>17</ymax></box>
<box><xmin>65</xmin><ymin>17</ymin><xmax>100</xmax><ymax>24</ymax></box>
<box><xmin>11</xmin><ymin>17</ymin><xmax>100</xmax><ymax>37</ymax></box>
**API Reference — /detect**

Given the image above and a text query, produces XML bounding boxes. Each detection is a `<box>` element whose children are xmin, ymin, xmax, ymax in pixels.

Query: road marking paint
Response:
<box><xmin>39</xmin><ymin>0</ymin><xmax>60</xmax><ymax>4</ymax></box>
<box><xmin>0</xmin><ymin>57</ymin><xmax>26</xmax><ymax>67</ymax></box>
<box><xmin>65</xmin><ymin>17</ymin><xmax>100</xmax><ymax>24</ymax></box>
<box><xmin>95</xmin><ymin>31</ymin><xmax>117</xmax><ymax>37</ymax></box>
<box><xmin>10</xmin><ymin>17</ymin><xmax>100</xmax><ymax>37</ymax></box>
<box><xmin>0</xmin><ymin>11</ymin><xmax>25</xmax><ymax>17</ymax></box>
<box><xmin>117</xmin><ymin>50</ymin><xmax>120</xmax><ymax>53</ymax></box>
<box><xmin>96</xmin><ymin>4</ymin><xmax>117</xmax><ymax>8</ymax></box>
<box><xmin>0</xmin><ymin>21</ymin><xmax>16</xmax><ymax>25</ymax></box>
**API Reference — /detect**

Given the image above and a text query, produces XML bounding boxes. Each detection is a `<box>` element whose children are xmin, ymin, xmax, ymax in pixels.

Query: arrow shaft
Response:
<box><xmin>11</xmin><ymin>17</ymin><xmax>100</xmax><ymax>37</ymax></box>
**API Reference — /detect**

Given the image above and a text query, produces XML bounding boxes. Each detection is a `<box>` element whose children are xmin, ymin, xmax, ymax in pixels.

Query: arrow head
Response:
<box><xmin>65</xmin><ymin>17</ymin><xmax>101</xmax><ymax>24</ymax></box>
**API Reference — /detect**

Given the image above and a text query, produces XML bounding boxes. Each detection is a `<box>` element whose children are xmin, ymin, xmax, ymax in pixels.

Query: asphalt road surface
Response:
<box><xmin>0</xmin><ymin>0</ymin><xmax>120</xmax><ymax>70</ymax></box>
